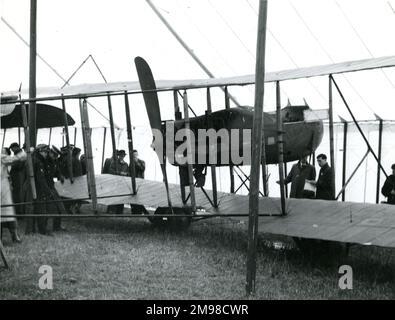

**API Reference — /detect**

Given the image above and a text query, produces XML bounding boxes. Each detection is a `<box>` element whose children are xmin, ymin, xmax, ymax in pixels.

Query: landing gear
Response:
<box><xmin>148</xmin><ymin>206</ymin><xmax>193</xmax><ymax>231</ymax></box>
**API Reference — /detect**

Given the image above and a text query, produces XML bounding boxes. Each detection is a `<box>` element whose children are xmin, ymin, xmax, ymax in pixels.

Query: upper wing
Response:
<box><xmin>3</xmin><ymin>56</ymin><xmax>395</xmax><ymax>99</ymax></box>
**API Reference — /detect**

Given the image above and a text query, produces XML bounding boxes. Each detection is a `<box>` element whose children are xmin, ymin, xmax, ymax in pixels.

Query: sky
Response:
<box><xmin>1</xmin><ymin>0</ymin><xmax>395</xmax><ymax>203</ymax></box>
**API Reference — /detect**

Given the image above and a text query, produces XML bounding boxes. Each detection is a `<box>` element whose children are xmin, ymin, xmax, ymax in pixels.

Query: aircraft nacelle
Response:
<box><xmin>160</xmin><ymin>105</ymin><xmax>324</xmax><ymax>167</ymax></box>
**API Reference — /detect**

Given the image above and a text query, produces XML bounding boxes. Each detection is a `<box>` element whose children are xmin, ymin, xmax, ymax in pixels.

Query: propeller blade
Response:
<box><xmin>134</xmin><ymin>56</ymin><xmax>162</xmax><ymax>131</ymax></box>
<box><xmin>134</xmin><ymin>56</ymin><xmax>173</xmax><ymax>210</ymax></box>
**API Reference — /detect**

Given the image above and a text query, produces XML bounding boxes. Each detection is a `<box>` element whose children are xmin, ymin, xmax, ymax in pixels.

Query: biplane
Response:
<box><xmin>1</xmin><ymin>55</ymin><xmax>395</xmax><ymax>251</ymax></box>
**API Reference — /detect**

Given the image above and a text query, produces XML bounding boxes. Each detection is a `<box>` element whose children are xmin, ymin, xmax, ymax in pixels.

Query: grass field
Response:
<box><xmin>1</xmin><ymin>208</ymin><xmax>395</xmax><ymax>300</ymax></box>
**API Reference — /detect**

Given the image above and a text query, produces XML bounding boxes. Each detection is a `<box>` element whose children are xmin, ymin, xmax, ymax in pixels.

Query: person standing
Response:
<box><xmin>1</xmin><ymin>147</ymin><xmax>26</xmax><ymax>243</ymax></box>
<box><xmin>47</xmin><ymin>147</ymin><xmax>67</xmax><ymax>231</ymax></box>
<box><xmin>109</xmin><ymin>150</ymin><xmax>129</xmax><ymax>176</ymax></box>
<box><xmin>72</xmin><ymin>147</ymin><xmax>83</xmax><ymax>177</ymax></box>
<box><xmin>102</xmin><ymin>155</ymin><xmax>113</xmax><ymax>174</ymax></box>
<box><xmin>9</xmin><ymin>143</ymin><xmax>27</xmax><ymax>216</ymax></box>
<box><xmin>312</xmin><ymin>153</ymin><xmax>335</xmax><ymax>200</ymax></box>
<box><xmin>108</xmin><ymin>150</ymin><xmax>129</xmax><ymax>214</ymax></box>
<box><xmin>277</xmin><ymin>155</ymin><xmax>316</xmax><ymax>255</ymax></box>
<box><xmin>130</xmin><ymin>150</ymin><xmax>147</xmax><ymax>215</ymax></box>
<box><xmin>382</xmin><ymin>164</ymin><xmax>395</xmax><ymax>205</ymax></box>
<box><xmin>32</xmin><ymin>144</ymin><xmax>66</xmax><ymax>235</ymax></box>
<box><xmin>279</xmin><ymin>156</ymin><xmax>316</xmax><ymax>199</ymax></box>
<box><xmin>132</xmin><ymin>150</ymin><xmax>145</xmax><ymax>179</ymax></box>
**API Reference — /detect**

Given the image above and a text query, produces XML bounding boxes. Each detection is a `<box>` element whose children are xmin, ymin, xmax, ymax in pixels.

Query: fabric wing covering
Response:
<box><xmin>3</xmin><ymin>56</ymin><xmax>395</xmax><ymax>98</ymax></box>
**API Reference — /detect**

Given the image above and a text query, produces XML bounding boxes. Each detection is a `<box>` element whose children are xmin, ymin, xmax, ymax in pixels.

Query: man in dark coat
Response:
<box><xmin>32</xmin><ymin>145</ymin><xmax>52</xmax><ymax>235</ymax></box>
<box><xmin>109</xmin><ymin>150</ymin><xmax>129</xmax><ymax>176</ymax></box>
<box><xmin>32</xmin><ymin>144</ymin><xmax>66</xmax><ymax>235</ymax></box>
<box><xmin>281</xmin><ymin>156</ymin><xmax>316</xmax><ymax>199</ymax></box>
<box><xmin>381</xmin><ymin>164</ymin><xmax>395</xmax><ymax>205</ymax></box>
<box><xmin>314</xmin><ymin>153</ymin><xmax>335</xmax><ymax>200</ymax></box>
<box><xmin>60</xmin><ymin>145</ymin><xmax>83</xmax><ymax>178</ymax></box>
<box><xmin>47</xmin><ymin>147</ymin><xmax>67</xmax><ymax>231</ymax></box>
<box><xmin>132</xmin><ymin>150</ymin><xmax>145</xmax><ymax>179</ymax></box>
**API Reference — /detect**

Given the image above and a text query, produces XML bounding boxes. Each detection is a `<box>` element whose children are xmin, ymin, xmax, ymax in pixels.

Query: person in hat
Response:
<box><xmin>32</xmin><ymin>144</ymin><xmax>52</xmax><ymax>234</ymax></box>
<box><xmin>1</xmin><ymin>147</ymin><xmax>26</xmax><ymax>243</ymax></box>
<box><xmin>382</xmin><ymin>164</ymin><xmax>395</xmax><ymax>205</ymax></box>
<box><xmin>47</xmin><ymin>146</ymin><xmax>67</xmax><ymax>231</ymax></box>
<box><xmin>107</xmin><ymin>150</ymin><xmax>129</xmax><ymax>214</ymax></box>
<box><xmin>48</xmin><ymin>146</ymin><xmax>64</xmax><ymax>183</ymax></box>
<box><xmin>32</xmin><ymin>144</ymin><xmax>66</xmax><ymax>235</ymax></box>
<box><xmin>58</xmin><ymin>145</ymin><xmax>83</xmax><ymax>215</ymax></box>
<box><xmin>277</xmin><ymin>155</ymin><xmax>316</xmax><ymax>199</ymax></box>
<box><xmin>109</xmin><ymin>150</ymin><xmax>129</xmax><ymax>176</ymax></box>
<box><xmin>103</xmin><ymin>150</ymin><xmax>129</xmax><ymax>176</ymax></box>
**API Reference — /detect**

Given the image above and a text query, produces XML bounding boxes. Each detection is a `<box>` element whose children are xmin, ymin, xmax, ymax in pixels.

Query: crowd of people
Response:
<box><xmin>0</xmin><ymin>143</ymin><xmax>86</xmax><ymax>242</ymax></box>
<box><xmin>102</xmin><ymin>149</ymin><xmax>146</xmax><ymax>214</ymax></box>
<box><xmin>102</xmin><ymin>149</ymin><xmax>145</xmax><ymax>178</ymax></box>
<box><xmin>1</xmin><ymin>141</ymin><xmax>146</xmax><ymax>243</ymax></box>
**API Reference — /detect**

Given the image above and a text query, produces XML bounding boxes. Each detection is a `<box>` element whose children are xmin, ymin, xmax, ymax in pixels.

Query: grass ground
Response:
<box><xmin>1</xmin><ymin>208</ymin><xmax>395</xmax><ymax>300</ymax></box>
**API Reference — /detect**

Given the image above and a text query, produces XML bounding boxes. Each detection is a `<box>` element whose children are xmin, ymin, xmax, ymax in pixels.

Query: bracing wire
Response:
<box><xmin>175</xmin><ymin>0</ymin><xmax>240</xmax><ymax>75</ymax></box>
<box><xmin>1</xmin><ymin>17</ymin><xmax>116</xmax><ymax>126</ymax></box>
<box><xmin>287</xmin><ymin>1</ymin><xmax>377</xmax><ymax>117</ymax></box>
<box><xmin>244</xmin><ymin>0</ymin><xmax>327</xmax><ymax>104</ymax></box>
<box><xmin>334</xmin><ymin>0</ymin><xmax>395</xmax><ymax>90</ymax></box>
<box><xmin>207</xmin><ymin>0</ymin><xmax>256</xmax><ymax>62</ymax></box>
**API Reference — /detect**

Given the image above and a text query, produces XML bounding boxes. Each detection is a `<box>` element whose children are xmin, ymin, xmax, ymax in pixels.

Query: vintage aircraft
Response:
<box><xmin>2</xmin><ymin>55</ymin><xmax>395</xmax><ymax>250</ymax></box>
<box><xmin>135</xmin><ymin>56</ymin><xmax>324</xmax><ymax>167</ymax></box>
